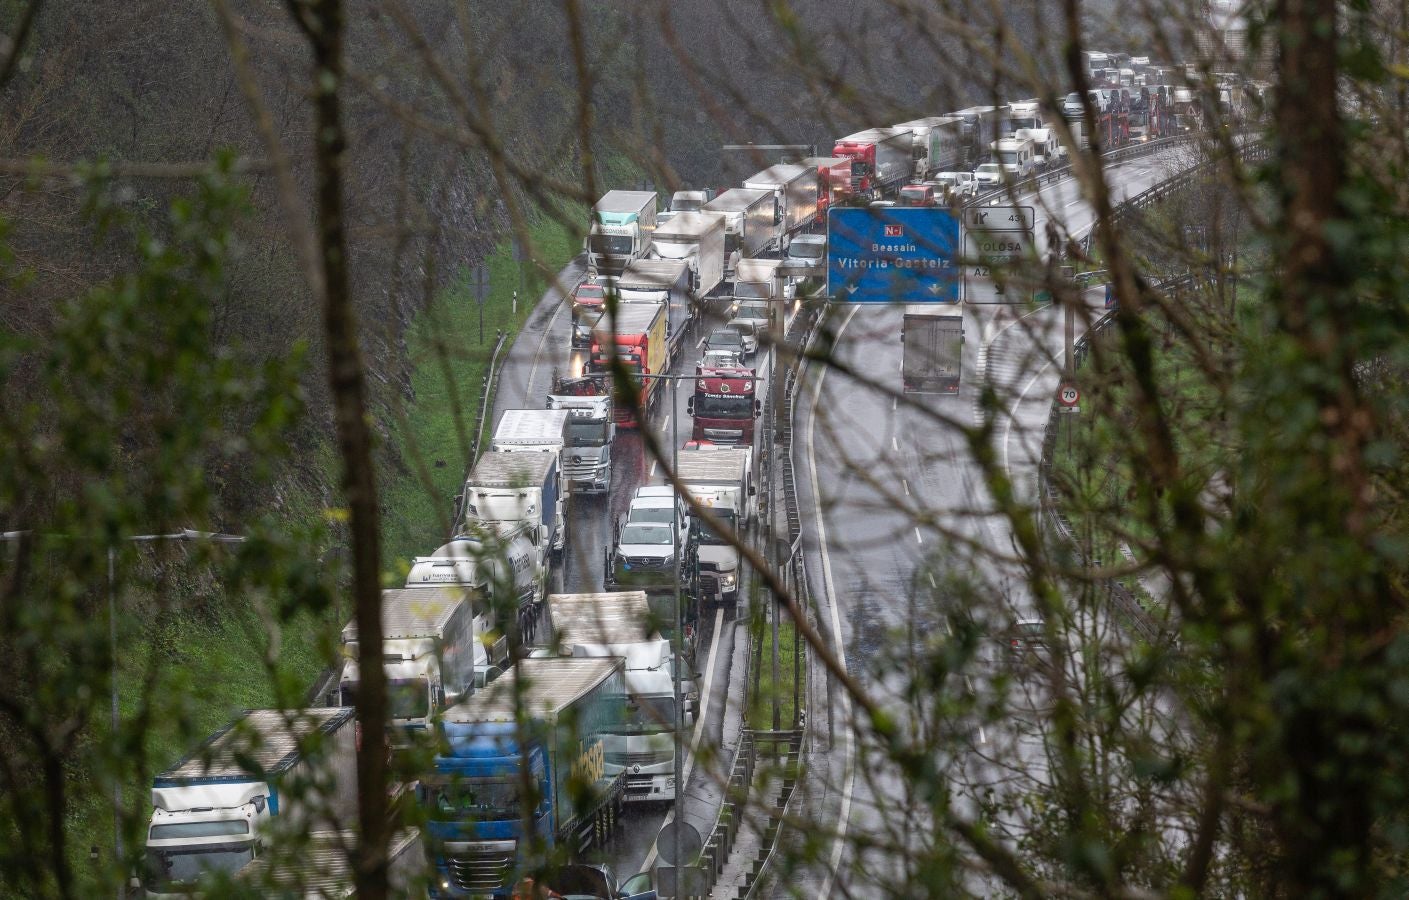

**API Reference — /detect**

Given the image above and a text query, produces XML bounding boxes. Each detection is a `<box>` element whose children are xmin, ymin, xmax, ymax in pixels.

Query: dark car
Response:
<box><xmin>704</xmin><ymin>327</ymin><xmax>751</xmax><ymax>359</ymax></box>
<box><xmin>1004</xmin><ymin>618</ymin><xmax>1049</xmax><ymax>670</ymax></box>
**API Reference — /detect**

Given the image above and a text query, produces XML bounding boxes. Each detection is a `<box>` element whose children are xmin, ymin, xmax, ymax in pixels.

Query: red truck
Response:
<box><xmin>802</xmin><ymin>156</ymin><xmax>852</xmax><ymax>223</ymax></box>
<box><xmin>587</xmin><ymin>302</ymin><xmax>668</xmax><ymax>429</ymax></box>
<box><xmin>688</xmin><ymin>356</ymin><xmax>760</xmax><ymax>446</ymax></box>
<box><xmin>832</xmin><ymin>128</ymin><xmax>912</xmax><ymax>199</ymax></box>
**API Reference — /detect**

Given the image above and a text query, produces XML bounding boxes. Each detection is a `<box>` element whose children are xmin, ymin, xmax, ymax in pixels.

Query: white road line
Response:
<box><xmin>525</xmin><ymin>297</ymin><xmax>568</xmax><ymax>400</ymax></box>
<box><xmin>892</xmin><ymin>436</ymin><xmax>899</xmax><ymax>451</ymax></box>
<box><xmin>1064</xmin><ymin>198</ymin><xmax>1083</xmax><ymax>208</ymax></box>
<box><xmin>902</xmin><ymin>479</ymin><xmax>910</xmax><ymax>496</ymax></box>
<box><xmin>638</xmin><ymin>605</ymin><xmax>727</xmax><ymax>873</ymax></box>
<box><xmin>979</xmin><ymin>725</ymin><xmax>989</xmax><ymax>744</ymax></box>
<box><xmin>928</xmin><ymin>573</ymin><xmax>937</xmax><ymax>589</ymax></box>
<box><xmin>661</xmin><ymin>415</ymin><xmax>670</xmax><ymax>431</ymax></box>
<box><xmin>915</xmin><ymin>527</ymin><xmax>923</xmax><ymax>545</ymax></box>
<box><xmin>1003</xmin><ymin>353</ymin><xmax>1058</xmax><ymax>478</ymax></box>
<box><xmin>892</xmin><ymin>396</ymin><xmax>897</xmax><ymax>411</ymax></box>
<box><xmin>649</xmin><ymin>460</ymin><xmax>657</xmax><ymax>477</ymax></box>
<box><xmin>810</xmin><ymin>306</ymin><xmax>857</xmax><ymax>900</ymax></box>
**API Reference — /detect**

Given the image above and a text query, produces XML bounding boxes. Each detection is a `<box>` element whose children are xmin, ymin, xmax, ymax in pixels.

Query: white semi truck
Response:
<box><xmin>144</xmin><ymin>708</ymin><xmax>358</xmax><ymax>897</ymax></box>
<box><xmin>895</xmin><ymin>116</ymin><xmax>965</xmax><ymax>180</ymax></box>
<box><xmin>338</xmin><ymin>588</ymin><xmax>480</xmax><ymax>743</ymax></box>
<box><xmin>743</xmin><ymin>164</ymin><xmax>819</xmax><ymax>252</ymax></box>
<box><xmin>587</xmin><ymin>190</ymin><xmax>658</xmax><ymax>282</ymax></box>
<box><xmin>462</xmin><ymin>450</ymin><xmax>565</xmax><ymax>565</ymax></box>
<box><xmin>650</xmin><ymin>210</ymin><xmax>726</xmax><ymax>298</ymax></box>
<box><xmin>901</xmin><ymin>306</ymin><xmax>964</xmax><ymax>394</ymax></box>
<box><xmin>702</xmin><ymin>188</ymin><xmax>777</xmax><ymax>278</ymax></box>
<box><xmin>546</xmin><ymin>591</ymin><xmax>700</xmax><ymax>804</ymax></box>
<box><xmin>547</xmin><ymin>374</ymin><xmax>615</xmax><ymax>495</ymax></box>
<box><xmin>406</xmin><ymin>532</ymin><xmax>541</xmax><ymax>664</ymax></box>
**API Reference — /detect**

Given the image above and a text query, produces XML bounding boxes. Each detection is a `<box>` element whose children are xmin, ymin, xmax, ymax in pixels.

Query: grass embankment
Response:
<box><xmin>380</xmin><ymin>215</ymin><xmax>582</xmax><ymax>571</ymax></box>
<box><xmin>74</xmin><ymin>216</ymin><xmax>581</xmax><ymax>891</ymax></box>
<box><xmin>748</xmin><ymin>600</ymin><xmax>802</xmax><ymax>731</ymax></box>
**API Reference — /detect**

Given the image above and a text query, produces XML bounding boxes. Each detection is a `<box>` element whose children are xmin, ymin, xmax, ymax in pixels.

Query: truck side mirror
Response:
<box><xmin>749</xmin><ymin>485</ymin><xmax>757</xmax><ymax>496</ymax></box>
<box><xmin>754</xmin><ymin>400</ymin><xmax>761</xmax><ymax>416</ymax></box>
<box><xmin>253</xmin><ymin>796</ymin><xmax>266</xmax><ymax>814</ymax></box>
<box><xmin>686</xmin><ymin>397</ymin><xmax>695</xmax><ymax>416</ymax></box>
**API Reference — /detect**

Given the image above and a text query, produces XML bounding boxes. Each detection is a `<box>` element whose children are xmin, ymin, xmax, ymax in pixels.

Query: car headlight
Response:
<box><xmin>720</xmin><ymin>573</ymin><xmax>737</xmax><ymax>589</ymax></box>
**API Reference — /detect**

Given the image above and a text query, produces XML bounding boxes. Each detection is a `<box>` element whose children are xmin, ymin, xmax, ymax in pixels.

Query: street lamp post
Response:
<box><xmin>635</xmin><ymin>352</ymin><xmax>764</xmax><ymax>898</ymax></box>
<box><xmin>4</xmin><ymin>528</ymin><xmax>244</xmax><ymax>894</ymax></box>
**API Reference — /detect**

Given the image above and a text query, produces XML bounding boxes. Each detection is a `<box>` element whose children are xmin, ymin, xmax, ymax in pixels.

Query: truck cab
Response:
<box><xmin>689</xmin><ymin>356</ymin><xmax>759</xmax><ymax>447</ymax></box>
<box><xmin>547</xmin><ymin>375</ymin><xmax>615</xmax><ymax>494</ymax></box>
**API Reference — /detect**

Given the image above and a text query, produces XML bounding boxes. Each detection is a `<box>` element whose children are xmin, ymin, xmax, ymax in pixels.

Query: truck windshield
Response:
<box><xmin>788</xmin><ymin>242</ymin><xmax>824</xmax><ymax>260</ymax></box>
<box><xmin>425</xmin><ymin>778</ymin><xmax>521</xmax><ymax>821</ymax></box>
<box><xmin>341</xmin><ymin>679</ymin><xmax>428</xmax><ymax>720</ymax></box>
<box><xmin>588</xmin><ymin>234</ymin><xmax>632</xmax><ymax>257</ymax></box>
<box><xmin>696</xmin><ymin>510</ymin><xmax>739</xmax><ymax>544</ymax></box>
<box><xmin>695</xmin><ymin>395</ymin><xmax>753</xmax><ymax>418</ymax></box>
<box><xmin>734</xmin><ymin>282</ymin><xmax>770</xmax><ymax>300</ymax></box>
<box><xmin>1000</xmin><ymin>151</ymin><xmax>1019</xmax><ymax>164</ymax></box>
<box><xmin>622</xmin><ymin>696</ymin><xmax>679</xmax><ymax>734</ymax></box>
<box><xmin>567</xmin><ymin>420</ymin><xmax>609</xmax><ymax>446</ymax></box>
<box><xmin>849</xmin><ymin>160</ymin><xmax>867</xmax><ymax>175</ymax></box>
<box><xmin>620</xmin><ymin>523</ymin><xmax>674</xmax><ymax>545</ymax></box>
<box><xmin>145</xmin><ymin>843</ymin><xmax>254</xmax><ymax>893</ymax></box>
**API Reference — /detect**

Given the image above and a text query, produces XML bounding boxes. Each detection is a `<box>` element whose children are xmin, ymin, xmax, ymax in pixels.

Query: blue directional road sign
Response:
<box><xmin>827</xmin><ymin>207</ymin><xmax>961</xmax><ymax>304</ymax></box>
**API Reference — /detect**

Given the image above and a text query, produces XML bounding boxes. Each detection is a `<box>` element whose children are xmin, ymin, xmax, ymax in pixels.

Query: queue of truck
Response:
<box><xmin>139</xmin><ymin>52</ymin><xmax>1228</xmax><ymax>897</ymax></box>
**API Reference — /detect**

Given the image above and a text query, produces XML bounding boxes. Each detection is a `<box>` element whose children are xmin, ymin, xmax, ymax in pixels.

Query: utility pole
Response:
<box><xmin>769</xmin><ymin>273</ymin><xmax>786</xmax><ymax>734</ymax></box>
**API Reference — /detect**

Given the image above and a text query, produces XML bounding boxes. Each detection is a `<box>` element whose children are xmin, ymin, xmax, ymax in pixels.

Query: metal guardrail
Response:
<box><xmin>1037</xmin><ymin>140</ymin><xmax>1267</xmax><ymax>644</ymax></box>
<box><xmin>452</xmin><ymin>328</ymin><xmax>510</xmax><ymax>534</ymax></box>
<box><xmin>697</xmin><ymin>301</ymin><xmax>819</xmax><ymax>900</ymax></box>
<box><xmin>969</xmin><ymin>133</ymin><xmax>1198</xmax><ymax>209</ymax></box>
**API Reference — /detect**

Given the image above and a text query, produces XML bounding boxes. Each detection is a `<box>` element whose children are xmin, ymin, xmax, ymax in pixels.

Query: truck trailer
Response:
<box><xmin>587</xmin><ymin>190</ymin><xmax>657</xmax><ymax>282</ymax></box>
<box><xmin>338</xmin><ymin>588</ymin><xmax>479</xmax><ymax>743</ymax></box>
<box><xmin>742</xmin><ymin>163</ymin><xmax>820</xmax><ymax>251</ymax></box>
<box><xmin>831</xmin><ymin>128</ymin><xmax>912</xmax><ymax>198</ymax></box>
<box><xmin>462</xmin><ymin>451</ymin><xmax>565</xmax><ymax>564</ymax></box>
<box><xmin>545</xmin><ymin>591</ymin><xmax>699</xmax><ymax>804</ymax></box>
<box><xmin>588</xmin><ymin>301</ymin><xmax>669</xmax><ymax>429</ymax></box>
<box><xmin>650</xmin><ymin>210</ymin><xmax>726</xmax><ymax>298</ymax></box>
<box><xmin>902</xmin><ymin>306</ymin><xmax>964</xmax><ymax>394</ymax></box>
<box><xmin>425</xmin><ymin>657</ymin><xmax>627</xmax><ymax>898</ymax></box>
<box><xmin>702</xmin><ymin>188</ymin><xmax>777</xmax><ymax>278</ymax></box>
<box><xmin>894</xmin><ymin>116</ymin><xmax>965</xmax><ymax>180</ymax></box>
<box><xmin>238</xmin><ymin>829</ymin><xmax>424</xmax><ymax>897</ymax></box>
<box><xmin>676</xmin><ymin>447</ymin><xmax>755</xmax><ymax>607</ymax></box>
<box><xmin>405</xmin><ymin>532</ymin><xmax>540</xmax><ymax>665</ymax></box>
<box><xmin>144</xmin><ymin>708</ymin><xmax>358</xmax><ymax>898</ymax></box>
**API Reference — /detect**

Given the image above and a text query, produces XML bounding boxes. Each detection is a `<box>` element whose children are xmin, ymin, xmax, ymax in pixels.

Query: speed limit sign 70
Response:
<box><xmin>1058</xmin><ymin>384</ymin><xmax>1080</xmax><ymax>407</ymax></box>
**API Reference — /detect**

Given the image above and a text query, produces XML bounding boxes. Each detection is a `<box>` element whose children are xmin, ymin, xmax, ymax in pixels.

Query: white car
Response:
<box><xmin>973</xmin><ymin>163</ymin><xmax>1003</xmax><ymax>187</ymax></box>
<box><xmin>930</xmin><ymin>172</ymin><xmax>977</xmax><ymax>200</ymax></box>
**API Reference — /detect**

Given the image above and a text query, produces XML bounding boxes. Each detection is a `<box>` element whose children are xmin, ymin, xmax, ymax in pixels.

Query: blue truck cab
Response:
<box><xmin>423</xmin><ymin>657</ymin><xmax>626</xmax><ymax>898</ymax></box>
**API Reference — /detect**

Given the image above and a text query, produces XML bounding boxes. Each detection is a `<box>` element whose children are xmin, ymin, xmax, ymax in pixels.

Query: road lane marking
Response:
<box><xmin>649</xmin><ymin>460</ymin><xmax>657</xmax><ymax>477</ymax></box>
<box><xmin>525</xmin><ymin>295</ymin><xmax>568</xmax><ymax>402</ymax></box>
<box><xmin>915</xmin><ymin>528</ymin><xmax>923</xmax><ymax>545</ymax></box>
<box><xmin>810</xmin><ymin>306</ymin><xmax>858</xmax><ymax>900</ymax></box>
<box><xmin>892</xmin><ymin>436</ymin><xmax>899</xmax><ymax>451</ymax></box>
<box><xmin>902</xmin><ymin>479</ymin><xmax>910</xmax><ymax>496</ymax></box>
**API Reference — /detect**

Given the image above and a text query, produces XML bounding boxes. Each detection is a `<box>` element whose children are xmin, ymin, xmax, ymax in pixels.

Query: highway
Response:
<box><xmin>485</xmin><ymin>262</ymin><xmax>772</xmax><ymax>882</ymax></box>
<box><xmin>791</xmin><ymin>146</ymin><xmax>1193</xmax><ymax>895</ymax></box>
